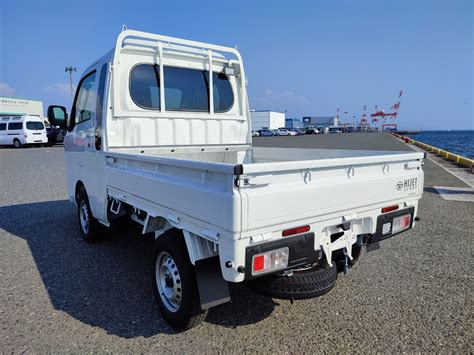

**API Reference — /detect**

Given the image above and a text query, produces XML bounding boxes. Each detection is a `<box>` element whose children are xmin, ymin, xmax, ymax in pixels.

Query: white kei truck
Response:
<box><xmin>48</xmin><ymin>29</ymin><xmax>424</xmax><ymax>331</ymax></box>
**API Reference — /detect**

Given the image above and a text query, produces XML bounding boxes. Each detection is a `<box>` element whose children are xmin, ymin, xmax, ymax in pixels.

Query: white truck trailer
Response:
<box><xmin>48</xmin><ymin>29</ymin><xmax>424</xmax><ymax>331</ymax></box>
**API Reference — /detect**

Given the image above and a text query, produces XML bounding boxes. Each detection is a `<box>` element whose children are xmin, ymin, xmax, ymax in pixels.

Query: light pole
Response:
<box><xmin>65</xmin><ymin>66</ymin><xmax>77</xmax><ymax>102</ymax></box>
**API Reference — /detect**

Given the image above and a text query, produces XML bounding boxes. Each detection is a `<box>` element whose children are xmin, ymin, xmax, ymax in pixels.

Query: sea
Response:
<box><xmin>406</xmin><ymin>130</ymin><xmax>474</xmax><ymax>159</ymax></box>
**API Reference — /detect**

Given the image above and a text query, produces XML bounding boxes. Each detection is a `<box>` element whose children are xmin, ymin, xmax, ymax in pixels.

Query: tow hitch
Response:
<box><xmin>321</xmin><ymin>227</ymin><xmax>357</xmax><ymax>269</ymax></box>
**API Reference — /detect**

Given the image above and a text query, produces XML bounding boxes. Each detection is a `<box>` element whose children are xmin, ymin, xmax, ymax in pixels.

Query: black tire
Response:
<box><xmin>77</xmin><ymin>187</ymin><xmax>101</xmax><ymax>243</ymax></box>
<box><xmin>13</xmin><ymin>139</ymin><xmax>22</xmax><ymax>148</ymax></box>
<box><xmin>246</xmin><ymin>263</ymin><xmax>337</xmax><ymax>300</ymax></box>
<box><xmin>152</xmin><ymin>229</ymin><xmax>207</xmax><ymax>331</ymax></box>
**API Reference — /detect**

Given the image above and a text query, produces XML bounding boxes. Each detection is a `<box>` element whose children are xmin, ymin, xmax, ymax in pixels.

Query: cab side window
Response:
<box><xmin>74</xmin><ymin>71</ymin><xmax>97</xmax><ymax>125</ymax></box>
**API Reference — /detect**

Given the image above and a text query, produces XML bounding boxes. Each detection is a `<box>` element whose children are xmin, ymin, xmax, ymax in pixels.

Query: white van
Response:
<box><xmin>0</xmin><ymin>115</ymin><xmax>48</xmax><ymax>148</ymax></box>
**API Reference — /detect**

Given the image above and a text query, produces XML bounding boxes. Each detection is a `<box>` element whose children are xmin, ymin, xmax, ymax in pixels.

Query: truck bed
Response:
<box><xmin>108</xmin><ymin>145</ymin><xmax>423</xmax><ymax>166</ymax></box>
<box><xmin>105</xmin><ymin>146</ymin><xmax>424</xmax><ymax>237</ymax></box>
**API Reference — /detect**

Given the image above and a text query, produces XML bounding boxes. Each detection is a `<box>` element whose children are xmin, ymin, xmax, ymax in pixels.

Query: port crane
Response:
<box><xmin>371</xmin><ymin>90</ymin><xmax>403</xmax><ymax>131</ymax></box>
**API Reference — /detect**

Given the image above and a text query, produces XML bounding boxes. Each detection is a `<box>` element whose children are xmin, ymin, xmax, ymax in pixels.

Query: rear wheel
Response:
<box><xmin>152</xmin><ymin>230</ymin><xmax>207</xmax><ymax>331</ymax></box>
<box><xmin>77</xmin><ymin>187</ymin><xmax>101</xmax><ymax>243</ymax></box>
<box><xmin>13</xmin><ymin>139</ymin><xmax>21</xmax><ymax>148</ymax></box>
<box><xmin>246</xmin><ymin>263</ymin><xmax>337</xmax><ymax>300</ymax></box>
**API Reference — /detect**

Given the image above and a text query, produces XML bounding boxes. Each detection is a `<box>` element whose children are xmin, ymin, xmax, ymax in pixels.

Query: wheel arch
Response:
<box><xmin>155</xmin><ymin>227</ymin><xmax>219</xmax><ymax>266</ymax></box>
<box><xmin>75</xmin><ymin>180</ymin><xmax>86</xmax><ymax>203</ymax></box>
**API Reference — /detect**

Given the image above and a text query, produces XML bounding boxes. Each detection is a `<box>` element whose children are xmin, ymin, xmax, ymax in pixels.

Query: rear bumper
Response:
<box><xmin>219</xmin><ymin>202</ymin><xmax>420</xmax><ymax>283</ymax></box>
<box><xmin>26</xmin><ymin>137</ymin><xmax>47</xmax><ymax>144</ymax></box>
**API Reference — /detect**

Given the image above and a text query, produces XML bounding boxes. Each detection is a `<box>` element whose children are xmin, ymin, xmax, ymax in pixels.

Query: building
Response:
<box><xmin>0</xmin><ymin>96</ymin><xmax>44</xmax><ymax>119</ymax></box>
<box><xmin>250</xmin><ymin>110</ymin><xmax>285</xmax><ymax>130</ymax></box>
<box><xmin>285</xmin><ymin>118</ymin><xmax>303</xmax><ymax>129</ymax></box>
<box><xmin>302</xmin><ymin>116</ymin><xmax>339</xmax><ymax>128</ymax></box>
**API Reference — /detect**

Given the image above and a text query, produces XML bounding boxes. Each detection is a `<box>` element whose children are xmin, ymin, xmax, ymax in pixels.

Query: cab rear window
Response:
<box><xmin>130</xmin><ymin>64</ymin><xmax>234</xmax><ymax>113</ymax></box>
<box><xmin>26</xmin><ymin>122</ymin><xmax>45</xmax><ymax>130</ymax></box>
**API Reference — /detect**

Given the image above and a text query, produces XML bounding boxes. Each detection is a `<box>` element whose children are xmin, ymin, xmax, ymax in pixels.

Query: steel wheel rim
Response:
<box><xmin>79</xmin><ymin>200</ymin><xmax>89</xmax><ymax>234</ymax></box>
<box><xmin>155</xmin><ymin>251</ymin><xmax>182</xmax><ymax>313</ymax></box>
<box><xmin>14</xmin><ymin>140</ymin><xmax>19</xmax><ymax>148</ymax></box>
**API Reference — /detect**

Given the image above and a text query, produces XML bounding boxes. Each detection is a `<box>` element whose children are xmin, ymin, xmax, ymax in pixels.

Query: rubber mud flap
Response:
<box><xmin>245</xmin><ymin>264</ymin><xmax>337</xmax><ymax>300</ymax></box>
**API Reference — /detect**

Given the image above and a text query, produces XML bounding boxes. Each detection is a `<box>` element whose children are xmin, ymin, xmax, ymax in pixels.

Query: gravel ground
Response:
<box><xmin>0</xmin><ymin>134</ymin><xmax>472</xmax><ymax>353</ymax></box>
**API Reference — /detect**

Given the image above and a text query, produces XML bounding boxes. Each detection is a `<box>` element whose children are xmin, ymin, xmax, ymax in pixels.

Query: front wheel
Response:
<box><xmin>77</xmin><ymin>187</ymin><xmax>101</xmax><ymax>243</ymax></box>
<box><xmin>152</xmin><ymin>230</ymin><xmax>207</xmax><ymax>331</ymax></box>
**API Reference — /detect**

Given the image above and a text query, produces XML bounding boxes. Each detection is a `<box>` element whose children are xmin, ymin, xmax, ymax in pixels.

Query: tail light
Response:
<box><xmin>252</xmin><ymin>247</ymin><xmax>289</xmax><ymax>275</ymax></box>
<box><xmin>382</xmin><ymin>205</ymin><xmax>399</xmax><ymax>213</ymax></box>
<box><xmin>392</xmin><ymin>214</ymin><xmax>411</xmax><ymax>234</ymax></box>
<box><xmin>282</xmin><ymin>225</ymin><xmax>310</xmax><ymax>237</ymax></box>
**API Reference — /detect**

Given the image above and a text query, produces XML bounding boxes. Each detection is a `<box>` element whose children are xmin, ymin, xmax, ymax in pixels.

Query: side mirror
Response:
<box><xmin>47</xmin><ymin>105</ymin><xmax>68</xmax><ymax>129</ymax></box>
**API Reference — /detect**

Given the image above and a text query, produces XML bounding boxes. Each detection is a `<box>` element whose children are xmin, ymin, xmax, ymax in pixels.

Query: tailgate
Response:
<box><xmin>238</xmin><ymin>153</ymin><xmax>424</xmax><ymax>231</ymax></box>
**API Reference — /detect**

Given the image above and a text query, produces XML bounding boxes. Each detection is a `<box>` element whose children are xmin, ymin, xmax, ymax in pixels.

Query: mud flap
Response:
<box><xmin>195</xmin><ymin>257</ymin><xmax>230</xmax><ymax>309</ymax></box>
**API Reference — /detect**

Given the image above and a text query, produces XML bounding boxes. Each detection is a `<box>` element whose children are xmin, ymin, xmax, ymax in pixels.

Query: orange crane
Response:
<box><xmin>371</xmin><ymin>90</ymin><xmax>403</xmax><ymax>131</ymax></box>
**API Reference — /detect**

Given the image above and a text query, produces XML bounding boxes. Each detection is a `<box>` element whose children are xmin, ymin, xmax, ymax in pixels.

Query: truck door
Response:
<box><xmin>65</xmin><ymin>66</ymin><xmax>106</xmax><ymax>221</ymax></box>
<box><xmin>89</xmin><ymin>63</ymin><xmax>109</xmax><ymax>222</ymax></box>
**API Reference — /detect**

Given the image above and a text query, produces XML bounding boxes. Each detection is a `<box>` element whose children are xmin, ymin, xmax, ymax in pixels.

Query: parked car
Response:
<box><xmin>290</xmin><ymin>128</ymin><xmax>304</xmax><ymax>135</ymax></box>
<box><xmin>274</xmin><ymin>128</ymin><xmax>292</xmax><ymax>136</ymax></box>
<box><xmin>46</xmin><ymin>125</ymin><xmax>67</xmax><ymax>145</ymax></box>
<box><xmin>305</xmin><ymin>127</ymin><xmax>319</xmax><ymax>135</ymax></box>
<box><xmin>251</xmin><ymin>130</ymin><xmax>260</xmax><ymax>137</ymax></box>
<box><xmin>280</xmin><ymin>128</ymin><xmax>298</xmax><ymax>136</ymax></box>
<box><xmin>45</xmin><ymin>106</ymin><xmax>68</xmax><ymax>145</ymax></box>
<box><xmin>0</xmin><ymin>115</ymin><xmax>48</xmax><ymax>148</ymax></box>
<box><xmin>329</xmin><ymin>127</ymin><xmax>343</xmax><ymax>134</ymax></box>
<box><xmin>48</xmin><ymin>29</ymin><xmax>425</xmax><ymax>332</ymax></box>
<box><xmin>260</xmin><ymin>129</ymin><xmax>274</xmax><ymax>137</ymax></box>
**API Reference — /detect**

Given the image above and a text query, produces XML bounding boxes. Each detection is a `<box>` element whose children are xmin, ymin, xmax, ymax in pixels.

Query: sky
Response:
<box><xmin>0</xmin><ymin>0</ymin><xmax>472</xmax><ymax>130</ymax></box>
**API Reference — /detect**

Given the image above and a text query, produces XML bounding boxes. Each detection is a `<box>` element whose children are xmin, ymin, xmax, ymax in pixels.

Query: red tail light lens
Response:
<box><xmin>282</xmin><ymin>225</ymin><xmax>310</xmax><ymax>237</ymax></box>
<box><xmin>400</xmin><ymin>215</ymin><xmax>411</xmax><ymax>228</ymax></box>
<box><xmin>253</xmin><ymin>255</ymin><xmax>264</xmax><ymax>273</ymax></box>
<box><xmin>251</xmin><ymin>247</ymin><xmax>289</xmax><ymax>275</ymax></box>
<box><xmin>392</xmin><ymin>214</ymin><xmax>411</xmax><ymax>234</ymax></box>
<box><xmin>382</xmin><ymin>205</ymin><xmax>399</xmax><ymax>213</ymax></box>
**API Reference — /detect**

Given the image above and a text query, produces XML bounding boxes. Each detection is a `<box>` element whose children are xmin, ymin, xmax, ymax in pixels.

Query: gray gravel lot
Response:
<box><xmin>0</xmin><ymin>134</ymin><xmax>472</xmax><ymax>352</ymax></box>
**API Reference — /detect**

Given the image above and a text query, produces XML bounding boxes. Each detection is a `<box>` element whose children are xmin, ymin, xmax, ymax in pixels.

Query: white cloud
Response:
<box><xmin>251</xmin><ymin>89</ymin><xmax>311</xmax><ymax>111</ymax></box>
<box><xmin>0</xmin><ymin>82</ymin><xmax>17</xmax><ymax>96</ymax></box>
<box><xmin>43</xmin><ymin>83</ymin><xmax>76</xmax><ymax>95</ymax></box>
